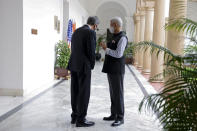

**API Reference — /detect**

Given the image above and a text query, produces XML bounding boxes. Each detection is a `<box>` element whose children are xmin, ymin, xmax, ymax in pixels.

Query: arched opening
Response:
<box><xmin>95</xmin><ymin>1</ymin><xmax>128</xmax><ymax>34</ymax></box>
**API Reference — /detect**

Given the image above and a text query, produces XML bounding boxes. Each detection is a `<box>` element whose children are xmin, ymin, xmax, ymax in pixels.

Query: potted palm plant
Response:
<box><xmin>135</xmin><ymin>18</ymin><xmax>197</xmax><ymax>130</ymax></box>
<box><xmin>124</xmin><ymin>42</ymin><xmax>134</xmax><ymax>65</ymax></box>
<box><xmin>55</xmin><ymin>40</ymin><xmax>71</xmax><ymax>80</ymax></box>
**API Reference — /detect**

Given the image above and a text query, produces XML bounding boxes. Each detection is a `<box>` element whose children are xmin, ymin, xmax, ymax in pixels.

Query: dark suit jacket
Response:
<box><xmin>67</xmin><ymin>25</ymin><xmax>96</xmax><ymax>73</ymax></box>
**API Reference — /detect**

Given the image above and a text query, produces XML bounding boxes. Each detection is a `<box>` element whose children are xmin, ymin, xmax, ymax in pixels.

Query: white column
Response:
<box><xmin>143</xmin><ymin>5</ymin><xmax>154</xmax><ymax>74</ymax></box>
<box><xmin>150</xmin><ymin>0</ymin><xmax>166</xmax><ymax>81</ymax></box>
<box><xmin>135</xmin><ymin>14</ymin><xmax>141</xmax><ymax>66</ymax></box>
<box><xmin>167</xmin><ymin>0</ymin><xmax>187</xmax><ymax>55</ymax></box>
<box><xmin>138</xmin><ymin>11</ymin><xmax>145</xmax><ymax>69</ymax></box>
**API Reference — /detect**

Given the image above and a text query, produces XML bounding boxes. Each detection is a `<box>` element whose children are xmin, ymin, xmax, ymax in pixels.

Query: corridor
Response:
<box><xmin>0</xmin><ymin>63</ymin><xmax>160</xmax><ymax>131</ymax></box>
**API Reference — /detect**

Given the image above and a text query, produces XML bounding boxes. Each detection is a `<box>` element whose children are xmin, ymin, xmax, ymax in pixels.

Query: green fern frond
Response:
<box><xmin>136</xmin><ymin>40</ymin><xmax>197</xmax><ymax>130</ymax></box>
<box><xmin>166</xmin><ymin>18</ymin><xmax>197</xmax><ymax>36</ymax></box>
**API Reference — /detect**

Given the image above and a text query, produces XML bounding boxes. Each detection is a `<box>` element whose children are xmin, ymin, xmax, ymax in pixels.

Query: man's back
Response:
<box><xmin>67</xmin><ymin>25</ymin><xmax>96</xmax><ymax>73</ymax></box>
<box><xmin>69</xmin><ymin>16</ymin><xmax>99</xmax><ymax>128</ymax></box>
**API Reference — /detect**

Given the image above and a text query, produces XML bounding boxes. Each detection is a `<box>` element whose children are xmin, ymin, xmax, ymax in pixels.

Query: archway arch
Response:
<box><xmin>95</xmin><ymin>1</ymin><xmax>129</xmax><ymax>34</ymax></box>
<box><xmin>94</xmin><ymin>0</ymin><xmax>130</xmax><ymax>16</ymax></box>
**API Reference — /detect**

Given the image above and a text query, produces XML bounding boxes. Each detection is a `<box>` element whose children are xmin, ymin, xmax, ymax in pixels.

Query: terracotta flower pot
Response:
<box><xmin>54</xmin><ymin>67</ymin><xmax>70</xmax><ymax>80</ymax></box>
<box><xmin>125</xmin><ymin>57</ymin><xmax>134</xmax><ymax>65</ymax></box>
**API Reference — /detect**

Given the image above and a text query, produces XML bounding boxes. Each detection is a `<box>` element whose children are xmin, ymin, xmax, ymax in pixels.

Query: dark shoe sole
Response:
<box><xmin>103</xmin><ymin>118</ymin><xmax>115</xmax><ymax>121</ymax></box>
<box><xmin>103</xmin><ymin>116</ymin><xmax>116</xmax><ymax>121</ymax></box>
<box><xmin>76</xmin><ymin>123</ymin><xmax>95</xmax><ymax>127</ymax></box>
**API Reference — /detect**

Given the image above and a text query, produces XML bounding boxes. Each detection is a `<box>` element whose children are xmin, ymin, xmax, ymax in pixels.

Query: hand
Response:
<box><xmin>99</xmin><ymin>42</ymin><xmax>107</xmax><ymax>50</ymax></box>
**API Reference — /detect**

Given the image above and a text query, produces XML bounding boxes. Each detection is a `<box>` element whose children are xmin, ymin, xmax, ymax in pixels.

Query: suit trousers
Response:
<box><xmin>71</xmin><ymin>70</ymin><xmax>91</xmax><ymax>122</ymax></box>
<box><xmin>107</xmin><ymin>73</ymin><xmax>124</xmax><ymax>120</ymax></box>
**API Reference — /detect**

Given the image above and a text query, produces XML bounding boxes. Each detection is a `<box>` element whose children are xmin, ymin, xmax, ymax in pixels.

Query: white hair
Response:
<box><xmin>110</xmin><ymin>17</ymin><xmax>123</xmax><ymax>27</ymax></box>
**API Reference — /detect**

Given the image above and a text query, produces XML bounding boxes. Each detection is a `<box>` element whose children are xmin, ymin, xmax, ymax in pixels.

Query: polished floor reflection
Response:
<box><xmin>0</xmin><ymin>62</ymin><xmax>161</xmax><ymax>131</ymax></box>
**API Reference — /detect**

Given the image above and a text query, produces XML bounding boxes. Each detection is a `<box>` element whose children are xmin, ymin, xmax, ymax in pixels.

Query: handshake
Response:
<box><xmin>99</xmin><ymin>42</ymin><xmax>107</xmax><ymax>50</ymax></box>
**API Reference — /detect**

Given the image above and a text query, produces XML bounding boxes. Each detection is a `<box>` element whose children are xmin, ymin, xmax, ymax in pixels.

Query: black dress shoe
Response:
<box><xmin>103</xmin><ymin>115</ymin><xmax>116</xmax><ymax>121</ymax></box>
<box><xmin>76</xmin><ymin>120</ymin><xmax>95</xmax><ymax>127</ymax></box>
<box><xmin>111</xmin><ymin>119</ymin><xmax>124</xmax><ymax>127</ymax></box>
<box><xmin>71</xmin><ymin>118</ymin><xmax>77</xmax><ymax>124</ymax></box>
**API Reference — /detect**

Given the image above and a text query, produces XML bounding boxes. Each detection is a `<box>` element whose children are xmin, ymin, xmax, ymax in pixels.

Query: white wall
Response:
<box><xmin>69</xmin><ymin>0</ymin><xmax>89</xmax><ymax>28</ymax></box>
<box><xmin>23</xmin><ymin>0</ymin><xmax>63</xmax><ymax>95</ymax></box>
<box><xmin>62</xmin><ymin>0</ymin><xmax>88</xmax><ymax>41</ymax></box>
<box><xmin>0</xmin><ymin>0</ymin><xmax>23</xmax><ymax>96</ymax></box>
<box><xmin>0</xmin><ymin>0</ymin><xmax>89</xmax><ymax>96</ymax></box>
<box><xmin>23</xmin><ymin>0</ymin><xmax>88</xmax><ymax>95</ymax></box>
<box><xmin>79</xmin><ymin>0</ymin><xmax>134</xmax><ymax>16</ymax></box>
<box><xmin>63</xmin><ymin>0</ymin><xmax>69</xmax><ymax>41</ymax></box>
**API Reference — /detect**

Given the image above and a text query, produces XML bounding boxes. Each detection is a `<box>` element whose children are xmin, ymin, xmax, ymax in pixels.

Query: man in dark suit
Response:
<box><xmin>67</xmin><ymin>16</ymin><xmax>99</xmax><ymax>127</ymax></box>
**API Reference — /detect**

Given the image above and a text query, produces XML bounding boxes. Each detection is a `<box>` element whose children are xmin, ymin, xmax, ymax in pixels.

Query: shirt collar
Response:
<box><xmin>85</xmin><ymin>24</ymin><xmax>92</xmax><ymax>29</ymax></box>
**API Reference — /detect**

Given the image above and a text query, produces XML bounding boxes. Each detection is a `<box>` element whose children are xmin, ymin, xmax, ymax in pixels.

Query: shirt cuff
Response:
<box><xmin>105</xmin><ymin>48</ymin><xmax>110</xmax><ymax>54</ymax></box>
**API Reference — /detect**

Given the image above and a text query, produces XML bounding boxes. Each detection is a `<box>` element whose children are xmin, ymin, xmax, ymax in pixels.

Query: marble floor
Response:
<box><xmin>0</xmin><ymin>62</ymin><xmax>161</xmax><ymax>131</ymax></box>
<box><xmin>0</xmin><ymin>81</ymin><xmax>60</xmax><ymax>117</ymax></box>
